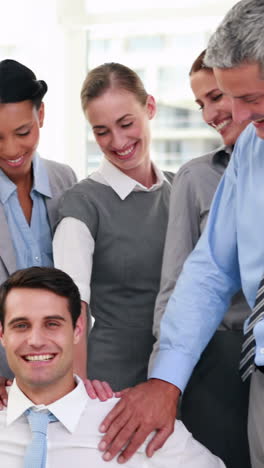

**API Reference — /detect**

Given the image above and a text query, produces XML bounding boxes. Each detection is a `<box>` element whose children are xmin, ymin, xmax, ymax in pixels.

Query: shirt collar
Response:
<box><xmin>0</xmin><ymin>169</ymin><xmax>16</xmax><ymax>203</ymax></box>
<box><xmin>32</xmin><ymin>153</ymin><xmax>52</xmax><ymax>198</ymax></box>
<box><xmin>0</xmin><ymin>153</ymin><xmax>52</xmax><ymax>204</ymax></box>
<box><xmin>6</xmin><ymin>375</ymin><xmax>88</xmax><ymax>434</ymax></box>
<box><xmin>212</xmin><ymin>145</ymin><xmax>232</xmax><ymax>168</ymax></box>
<box><xmin>96</xmin><ymin>158</ymin><xmax>168</xmax><ymax>200</ymax></box>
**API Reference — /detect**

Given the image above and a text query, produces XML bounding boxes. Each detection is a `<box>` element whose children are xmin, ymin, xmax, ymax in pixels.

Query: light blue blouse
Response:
<box><xmin>0</xmin><ymin>153</ymin><xmax>53</xmax><ymax>270</ymax></box>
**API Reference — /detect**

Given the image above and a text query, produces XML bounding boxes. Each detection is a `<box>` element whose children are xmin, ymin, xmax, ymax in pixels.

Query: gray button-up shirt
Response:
<box><xmin>149</xmin><ymin>146</ymin><xmax>251</xmax><ymax>371</ymax></box>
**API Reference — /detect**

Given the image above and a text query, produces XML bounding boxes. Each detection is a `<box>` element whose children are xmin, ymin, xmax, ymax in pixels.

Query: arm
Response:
<box><xmin>53</xmin><ymin>217</ymin><xmax>114</xmax><ymax>398</ymax></box>
<box><xmin>149</xmin><ymin>167</ymin><xmax>200</xmax><ymax>373</ymax></box>
<box><xmin>99</xmin><ymin>154</ymin><xmax>240</xmax><ymax>462</ymax></box>
<box><xmin>53</xmin><ymin>217</ymin><xmax>94</xmax><ymax>381</ymax></box>
<box><xmin>151</xmin><ymin>155</ymin><xmax>241</xmax><ymax>391</ymax></box>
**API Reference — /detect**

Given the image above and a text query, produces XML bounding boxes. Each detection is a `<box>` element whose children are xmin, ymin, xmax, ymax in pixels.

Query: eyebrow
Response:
<box><xmin>7</xmin><ymin>315</ymin><xmax>66</xmax><ymax>327</ymax></box>
<box><xmin>92</xmin><ymin>113</ymin><xmax>133</xmax><ymax>129</ymax></box>
<box><xmin>195</xmin><ymin>88</ymin><xmax>221</xmax><ymax>104</ymax></box>
<box><xmin>233</xmin><ymin>93</ymin><xmax>263</xmax><ymax>100</ymax></box>
<box><xmin>15</xmin><ymin>122</ymin><xmax>33</xmax><ymax>132</ymax></box>
<box><xmin>206</xmin><ymin>88</ymin><xmax>221</xmax><ymax>97</ymax></box>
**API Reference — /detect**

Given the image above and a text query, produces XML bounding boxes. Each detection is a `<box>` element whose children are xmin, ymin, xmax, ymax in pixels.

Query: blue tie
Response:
<box><xmin>24</xmin><ymin>408</ymin><xmax>57</xmax><ymax>468</ymax></box>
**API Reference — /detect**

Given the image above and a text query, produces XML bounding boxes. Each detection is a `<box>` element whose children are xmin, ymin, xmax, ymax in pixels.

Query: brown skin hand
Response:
<box><xmin>98</xmin><ymin>378</ymin><xmax>180</xmax><ymax>463</ymax></box>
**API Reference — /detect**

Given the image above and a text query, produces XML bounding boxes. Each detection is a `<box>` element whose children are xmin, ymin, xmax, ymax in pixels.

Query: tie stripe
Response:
<box><xmin>240</xmin><ymin>277</ymin><xmax>264</xmax><ymax>381</ymax></box>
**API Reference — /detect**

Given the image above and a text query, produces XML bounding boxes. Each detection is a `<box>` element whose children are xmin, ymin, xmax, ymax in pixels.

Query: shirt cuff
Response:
<box><xmin>149</xmin><ymin>349</ymin><xmax>199</xmax><ymax>393</ymax></box>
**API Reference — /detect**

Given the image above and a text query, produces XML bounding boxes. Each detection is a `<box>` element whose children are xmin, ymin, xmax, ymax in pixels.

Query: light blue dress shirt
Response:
<box><xmin>150</xmin><ymin>124</ymin><xmax>264</xmax><ymax>392</ymax></box>
<box><xmin>0</xmin><ymin>153</ymin><xmax>53</xmax><ymax>270</ymax></box>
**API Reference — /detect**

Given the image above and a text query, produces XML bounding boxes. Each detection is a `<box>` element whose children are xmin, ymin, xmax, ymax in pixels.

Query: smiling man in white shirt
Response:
<box><xmin>0</xmin><ymin>266</ymin><xmax>225</xmax><ymax>467</ymax></box>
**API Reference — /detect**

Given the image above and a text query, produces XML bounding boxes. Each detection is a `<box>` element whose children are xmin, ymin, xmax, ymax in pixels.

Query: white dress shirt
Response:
<box><xmin>53</xmin><ymin>159</ymin><xmax>170</xmax><ymax>303</ymax></box>
<box><xmin>0</xmin><ymin>376</ymin><xmax>225</xmax><ymax>467</ymax></box>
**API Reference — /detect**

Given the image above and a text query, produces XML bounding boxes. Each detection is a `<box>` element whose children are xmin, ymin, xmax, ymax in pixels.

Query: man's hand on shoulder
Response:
<box><xmin>98</xmin><ymin>378</ymin><xmax>180</xmax><ymax>463</ymax></box>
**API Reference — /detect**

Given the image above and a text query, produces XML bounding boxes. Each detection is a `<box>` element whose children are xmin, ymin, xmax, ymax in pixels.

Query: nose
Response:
<box><xmin>26</xmin><ymin>326</ymin><xmax>45</xmax><ymax>348</ymax></box>
<box><xmin>1</xmin><ymin>137</ymin><xmax>20</xmax><ymax>158</ymax></box>
<box><xmin>203</xmin><ymin>104</ymin><xmax>218</xmax><ymax>125</ymax></box>
<box><xmin>110</xmin><ymin>130</ymin><xmax>126</xmax><ymax>150</ymax></box>
<box><xmin>231</xmin><ymin>99</ymin><xmax>251</xmax><ymax>123</ymax></box>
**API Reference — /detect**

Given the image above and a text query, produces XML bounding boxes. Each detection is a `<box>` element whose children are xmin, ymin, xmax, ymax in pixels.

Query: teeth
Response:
<box><xmin>7</xmin><ymin>156</ymin><xmax>23</xmax><ymax>163</ymax></box>
<box><xmin>116</xmin><ymin>146</ymin><xmax>134</xmax><ymax>157</ymax></box>
<box><xmin>254</xmin><ymin>118</ymin><xmax>264</xmax><ymax>123</ymax></box>
<box><xmin>214</xmin><ymin>119</ymin><xmax>232</xmax><ymax>132</ymax></box>
<box><xmin>25</xmin><ymin>354</ymin><xmax>54</xmax><ymax>361</ymax></box>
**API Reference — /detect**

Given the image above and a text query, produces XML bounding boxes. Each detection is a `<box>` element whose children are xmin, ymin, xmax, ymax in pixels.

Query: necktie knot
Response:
<box><xmin>26</xmin><ymin>409</ymin><xmax>50</xmax><ymax>435</ymax></box>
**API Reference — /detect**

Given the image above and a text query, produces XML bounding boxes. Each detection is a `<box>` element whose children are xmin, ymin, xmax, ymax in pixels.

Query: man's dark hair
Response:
<box><xmin>0</xmin><ymin>267</ymin><xmax>81</xmax><ymax>327</ymax></box>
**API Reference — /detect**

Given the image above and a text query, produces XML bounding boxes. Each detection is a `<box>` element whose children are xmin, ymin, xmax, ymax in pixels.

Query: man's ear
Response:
<box><xmin>73</xmin><ymin>314</ymin><xmax>85</xmax><ymax>345</ymax></box>
<box><xmin>146</xmin><ymin>95</ymin><xmax>156</xmax><ymax>120</ymax></box>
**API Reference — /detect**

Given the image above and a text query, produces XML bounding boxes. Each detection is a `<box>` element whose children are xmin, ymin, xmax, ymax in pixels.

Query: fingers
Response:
<box><xmin>84</xmin><ymin>379</ymin><xmax>97</xmax><ymax>399</ymax></box>
<box><xmin>99</xmin><ymin>399</ymin><xmax>126</xmax><ymax>433</ymax></box>
<box><xmin>114</xmin><ymin>387</ymin><xmax>130</xmax><ymax>398</ymax></box>
<box><xmin>146</xmin><ymin>426</ymin><xmax>173</xmax><ymax>457</ymax></box>
<box><xmin>98</xmin><ymin>379</ymin><xmax>180</xmax><ymax>463</ymax></box>
<box><xmin>116</xmin><ymin>427</ymin><xmax>152</xmax><ymax>463</ymax></box>
<box><xmin>101</xmin><ymin>415</ymin><xmax>139</xmax><ymax>462</ymax></box>
<box><xmin>0</xmin><ymin>376</ymin><xmax>11</xmax><ymax>410</ymax></box>
<box><xmin>100</xmin><ymin>381</ymin><xmax>114</xmax><ymax>399</ymax></box>
<box><xmin>84</xmin><ymin>379</ymin><xmax>114</xmax><ymax>401</ymax></box>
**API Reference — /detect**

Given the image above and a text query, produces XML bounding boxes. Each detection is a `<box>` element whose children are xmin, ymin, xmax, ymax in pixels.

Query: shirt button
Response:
<box><xmin>35</xmin><ymin>256</ymin><xmax>39</xmax><ymax>261</ymax></box>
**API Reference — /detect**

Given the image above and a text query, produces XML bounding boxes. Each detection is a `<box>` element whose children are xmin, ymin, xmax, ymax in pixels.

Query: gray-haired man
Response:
<box><xmin>96</xmin><ymin>3</ymin><xmax>264</xmax><ymax>468</ymax></box>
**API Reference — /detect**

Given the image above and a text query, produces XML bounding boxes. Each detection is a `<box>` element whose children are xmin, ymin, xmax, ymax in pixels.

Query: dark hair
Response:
<box><xmin>81</xmin><ymin>62</ymin><xmax>148</xmax><ymax>111</ymax></box>
<box><xmin>189</xmin><ymin>50</ymin><xmax>212</xmax><ymax>76</ymax></box>
<box><xmin>0</xmin><ymin>59</ymin><xmax>47</xmax><ymax>110</ymax></box>
<box><xmin>0</xmin><ymin>267</ymin><xmax>81</xmax><ymax>327</ymax></box>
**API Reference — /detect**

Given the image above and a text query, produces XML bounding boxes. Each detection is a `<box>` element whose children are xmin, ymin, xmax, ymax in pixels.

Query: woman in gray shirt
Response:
<box><xmin>54</xmin><ymin>63</ymin><xmax>174</xmax><ymax>391</ymax></box>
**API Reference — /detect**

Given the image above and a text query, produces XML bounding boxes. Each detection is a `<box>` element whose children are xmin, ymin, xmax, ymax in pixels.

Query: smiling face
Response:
<box><xmin>85</xmin><ymin>87</ymin><xmax>156</xmax><ymax>181</ymax></box>
<box><xmin>0</xmin><ymin>287</ymin><xmax>83</xmax><ymax>404</ymax></box>
<box><xmin>0</xmin><ymin>100</ymin><xmax>44</xmax><ymax>183</ymax></box>
<box><xmin>190</xmin><ymin>69</ymin><xmax>248</xmax><ymax>145</ymax></box>
<box><xmin>214</xmin><ymin>62</ymin><xmax>264</xmax><ymax>139</ymax></box>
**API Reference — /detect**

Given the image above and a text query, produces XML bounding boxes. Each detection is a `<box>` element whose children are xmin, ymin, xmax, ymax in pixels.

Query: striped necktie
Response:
<box><xmin>24</xmin><ymin>408</ymin><xmax>57</xmax><ymax>468</ymax></box>
<box><xmin>240</xmin><ymin>277</ymin><xmax>264</xmax><ymax>381</ymax></box>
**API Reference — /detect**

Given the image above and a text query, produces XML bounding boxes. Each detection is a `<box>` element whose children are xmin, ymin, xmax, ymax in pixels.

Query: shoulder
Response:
<box><xmin>41</xmin><ymin>158</ymin><xmax>77</xmax><ymax>186</ymax></box>
<box><xmin>171</xmin><ymin>151</ymin><xmax>215</xmax><ymax>188</ymax></box>
<box><xmin>232</xmin><ymin>124</ymin><xmax>263</xmax><ymax>173</ymax></box>
<box><xmin>163</xmin><ymin>171</ymin><xmax>175</xmax><ymax>184</ymax></box>
<box><xmin>60</xmin><ymin>178</ymin><xmax>102</xmax><ymax>202</ymax></box>
<box><xmin>82</xmin><ymin>397</ymin><xmax>119</xmax><ymax>433</ymax></box>
<box><xmin>234</xmin><ymin>123</ymin><xmax>261</xmax><ymax>159</ymax></box>
<box><xmin>57</xmin><ymin>179</ymin><xmax>106</xmax><ymax>230</ymax></box>
<box><xmin>0</xmin><ymin>404</ymin><xmax>7</xmax><ymax>427</ymax></box>
<box><xmin>176</xmin><ymin>148</ymin><xmax>223</xmax><ymax>176</ymax></box>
